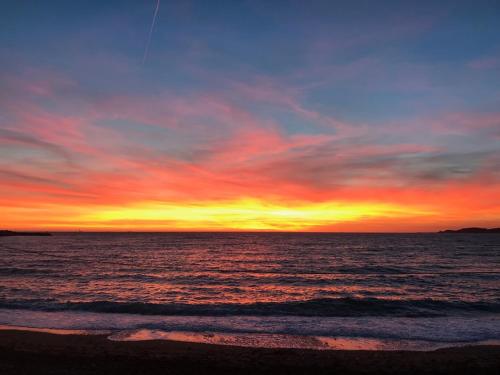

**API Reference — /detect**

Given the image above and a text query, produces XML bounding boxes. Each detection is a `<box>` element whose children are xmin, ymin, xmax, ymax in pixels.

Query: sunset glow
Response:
<box><xmin>2</xmin><ymin>199</ymin><xmax>437</xmax><ymax>231</ymax></box>
<box><xmin>1</xmin><ymin>1</ymin><xmax>499</xmax><ymax>232</ymax></box>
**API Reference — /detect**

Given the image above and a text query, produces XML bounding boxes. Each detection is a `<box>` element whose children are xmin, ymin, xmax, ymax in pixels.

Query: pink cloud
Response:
<box><xmin>2</xmin><ymin>66</ymin><xmax>498</xmax><ymax>212</ymax></box>
<box><xmin>468</xmin><ymin>57</ymin><xmax>500</xmax><ymax>70</ymax></box>
<box><xmin>429</xmin><ymin>112</ymin><xmax>500</xmax><ymax>137</ymax></box>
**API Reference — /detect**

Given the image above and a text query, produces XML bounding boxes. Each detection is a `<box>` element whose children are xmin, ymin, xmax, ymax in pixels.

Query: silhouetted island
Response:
<box><xmin>439</xmin><ymin>227</ymin><xmax>500</xmax><ymax>233</ymax></box>
<box><xmin>0</xmin><ymin>230</ymin><xmax>51</xmax><ymax>237</ymax></box>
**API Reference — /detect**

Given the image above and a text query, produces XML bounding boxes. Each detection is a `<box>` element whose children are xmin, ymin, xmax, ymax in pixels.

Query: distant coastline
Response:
<box><xmin>438</xmin><ymin>227</ymin><xmax>500</xmax><ymax>233</ymax></box>
<box><xmin>0</xmin><ymin>230</ymin><xmax>51</xmax><ymax>237</ymax></box>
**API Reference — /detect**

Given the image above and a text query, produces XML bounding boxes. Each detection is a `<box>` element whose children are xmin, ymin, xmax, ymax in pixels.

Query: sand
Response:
<box><xmin>0</xmin><ymin>329</ymin><xmax>499</xmax><ymax>374</ymax></box>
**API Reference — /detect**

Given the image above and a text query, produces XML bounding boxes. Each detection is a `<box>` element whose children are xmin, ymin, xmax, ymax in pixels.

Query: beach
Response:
<box><xmin>1</xmin><ymin>329</ymin><xmax>499</xmax><ymax>375</ymax></box>
<box><xmin>1</xmin><ymin>233</ymin><xmax>500</xmax><ymax>353</ymax></box>
<box><xmin>1</xmin><ymin>233</ymin><xmax>499</xmax><ymax>373</ymax></box>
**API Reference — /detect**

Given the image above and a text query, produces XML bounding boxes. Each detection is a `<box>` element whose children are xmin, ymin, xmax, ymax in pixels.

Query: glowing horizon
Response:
<box><xmin>1</xmin><ymin>1</ymin><xmax>499</xmax><ymax>232</ymax></box>
<box><xmin>2</xmin><ymin>198</ymin><xmax>437</xmax><ymax>232</ymax></box>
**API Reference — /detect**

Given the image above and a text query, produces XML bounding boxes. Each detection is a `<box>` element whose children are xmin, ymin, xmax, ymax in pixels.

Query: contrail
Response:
<box><xmin>143</xmin><ymin>0</ymin><xmax>160</xmax><ymax>64</ymax></box>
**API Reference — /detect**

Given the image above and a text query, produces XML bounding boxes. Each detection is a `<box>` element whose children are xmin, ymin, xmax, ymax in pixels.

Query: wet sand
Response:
<box><xmin>0</xmin><ymin>329</ymin><xmax>499</xmax><ymax>374</ymax></box>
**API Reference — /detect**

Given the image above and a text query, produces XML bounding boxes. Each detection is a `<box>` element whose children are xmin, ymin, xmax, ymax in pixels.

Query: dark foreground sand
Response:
<box><xmin>0</xmin><ymin>330</ymin><xmax>499</xmax><ymax>375</ymax></box>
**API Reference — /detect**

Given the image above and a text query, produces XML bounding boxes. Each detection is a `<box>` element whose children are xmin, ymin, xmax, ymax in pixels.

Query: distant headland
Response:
<box><xmin>439</xmin><ymin>227</ymin><xmax>500</xmax><ymax>233</ymax></box>
<box><xmin>0</xmin><ymin>230</ymin><xmax>51</xmax><ymax>237</ymax></box>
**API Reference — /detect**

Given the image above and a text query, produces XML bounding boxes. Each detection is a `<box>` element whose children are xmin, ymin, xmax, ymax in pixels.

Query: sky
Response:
<box><xmin>1</xmin><ymin>0</ymin><xmax>499</xmax><ymax>232</ymax></box>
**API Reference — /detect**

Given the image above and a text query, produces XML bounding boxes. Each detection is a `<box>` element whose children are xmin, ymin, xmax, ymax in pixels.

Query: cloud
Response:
<box><xmin>1</xmin><ymin>64</ymin><xmax>499</xmax><ymax>230</ymax></box>
<box><xmin>0</xmin><ymin>128</ymin><xmax>74</xmax><ymax>165</ymax></box>
<box><xmin>468</xmin><ymin>57</ymin><xmax>500</xmax><ymax>70</ymax></box>
<box><xmin>219</xmin><ymin>139</ymin><xmax>500</xmax><ymax>201</ymax></box>
<box><xmin>0</xmin><ymin>168</ymin><xmax>71</xmax><ymax>188</ymax></box>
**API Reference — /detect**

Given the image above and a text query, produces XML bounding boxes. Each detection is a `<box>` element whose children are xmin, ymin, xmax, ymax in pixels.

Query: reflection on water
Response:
<box><xmin>0</xmin><ymin>232</ymin><xmax>499</xmax><ymax>350</ymax></box>
<box><xmin>1</xmin><ymin>232</ymin><xmax>498</xmax><ymax>309</ymax></box>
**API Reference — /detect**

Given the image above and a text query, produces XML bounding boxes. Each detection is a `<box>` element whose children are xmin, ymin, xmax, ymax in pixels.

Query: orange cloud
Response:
<box><xmin>1</xmin><ymin>69</ymin><xmax>499</xmax><ymax>231</ymax></box>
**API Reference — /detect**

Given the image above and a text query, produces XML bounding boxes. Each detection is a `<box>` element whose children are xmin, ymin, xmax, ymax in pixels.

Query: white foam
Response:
<box><xmin>108</xmin><ymin>329</ymin><xmax>489</xmax><ymax>351</ymax></box>
<box><xmin>0</xmin><ymin>308</ymin><xmax>499</xmax><ymax>351</ymax></box>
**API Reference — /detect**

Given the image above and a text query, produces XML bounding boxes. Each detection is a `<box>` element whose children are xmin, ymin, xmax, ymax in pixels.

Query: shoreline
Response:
<box><xmin>1</xmin><ymin>307</ymin><xmax>500</xmax><ymax>352</ymax></box>
<box><xmin>1</xmin><ymin>329</ymin><xmax>499</xmax><ymax>374</ymax></box>
<box><xmin>2</xmin><ymin>322</ymin><xmax>499</xmax><ymax>352</ymax></box>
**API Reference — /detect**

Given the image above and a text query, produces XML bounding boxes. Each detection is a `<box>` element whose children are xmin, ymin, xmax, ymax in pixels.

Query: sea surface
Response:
<box><xmin>0</xmin><ymin>232</ymin><xmax>499</xmax><ymax>350</ymax></box>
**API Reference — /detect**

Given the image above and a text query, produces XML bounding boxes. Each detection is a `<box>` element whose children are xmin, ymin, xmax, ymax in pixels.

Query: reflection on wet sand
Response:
<box><xmin>108</xmin><ymin>329</ymin><xmax>500</xmax><ymax>351</ymax></box>
<box><xmin>0</xmin><ymin>324</ymin><xmax>95</xmax><ymax>336</ymax></box>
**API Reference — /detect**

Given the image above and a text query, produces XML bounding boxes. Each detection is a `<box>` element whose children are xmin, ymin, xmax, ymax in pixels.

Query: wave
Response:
<box><xmin>1</xmin><ymin>308</ymin><xmax>499</xmax><ymax>345</ymax></box>
<box><xmin>1</xmin><ymin>297</ymin><xmax>499</xmax><ymax>317</ymax></box>
<box><xmin>0</xmin><ymin>267</ymin><xmax>56</xmax><ymax>276</ymax></box>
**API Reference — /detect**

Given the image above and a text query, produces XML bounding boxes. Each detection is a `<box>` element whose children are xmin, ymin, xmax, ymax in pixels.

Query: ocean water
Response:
<box><xmin>0</xmin><ymin>232</ymin><xmax>499</xmax><ymax>350</ymax></box>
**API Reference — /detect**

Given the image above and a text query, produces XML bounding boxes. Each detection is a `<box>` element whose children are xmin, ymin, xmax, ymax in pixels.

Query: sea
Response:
<box><xmin>0</xmin><ymin>232</ymin><xmax>499</xmax><ymax>350</ymax></box>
